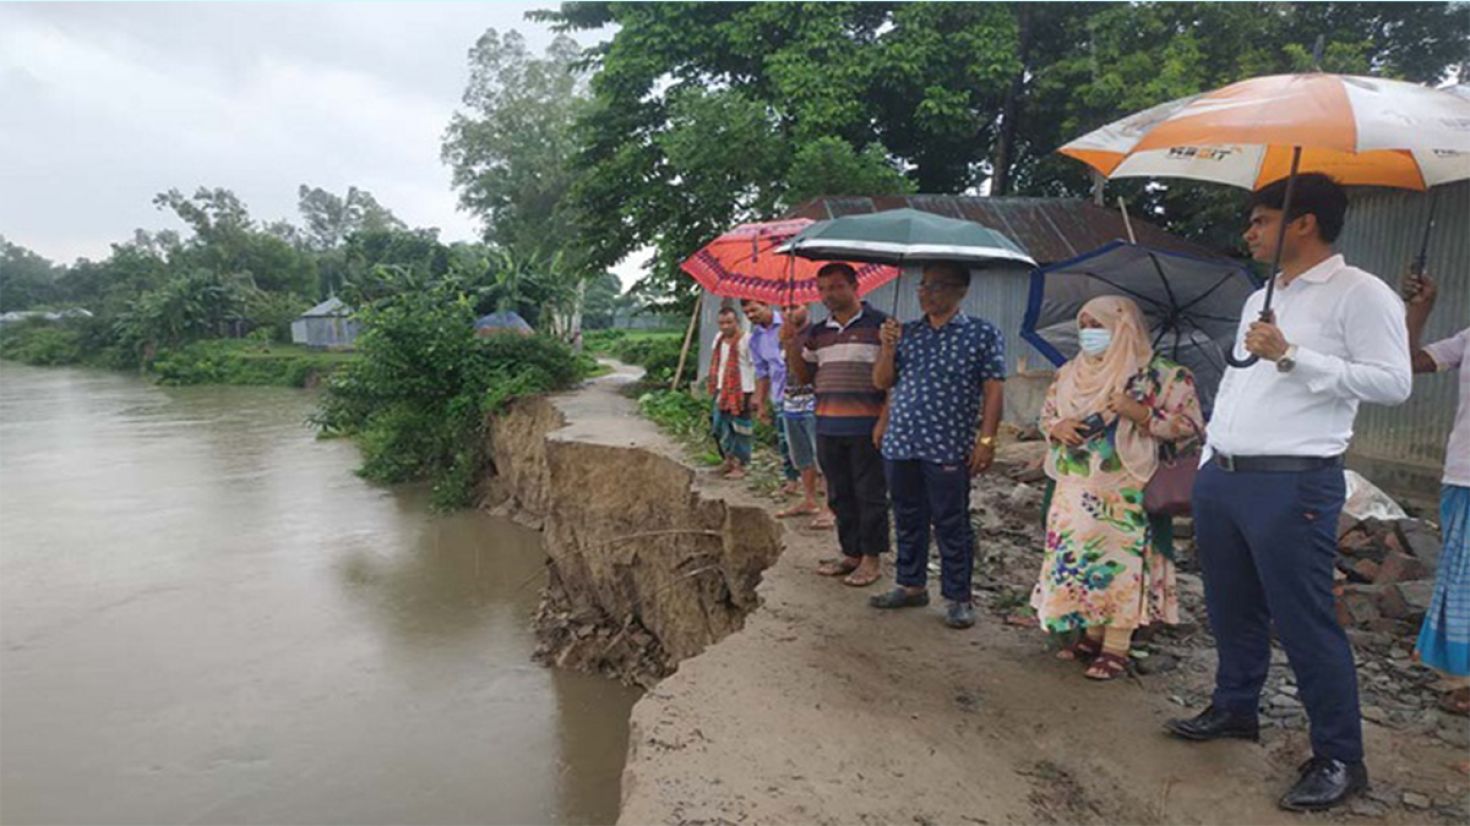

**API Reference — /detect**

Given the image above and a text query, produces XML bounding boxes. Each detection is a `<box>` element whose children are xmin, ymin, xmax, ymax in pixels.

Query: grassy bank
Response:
<box><xmin>149</xmin><ymin>339</ymin><xmax>356</xmax><ymax>387</ymax></box>
<box><xmin>0</xmin><ymin>321</ymin><xmax>355</xmax><ymax>388</ymax></box>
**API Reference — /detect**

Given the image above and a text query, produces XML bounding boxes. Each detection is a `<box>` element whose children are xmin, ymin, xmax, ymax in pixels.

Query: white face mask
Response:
<box><xmin>1078</xmin><ymin>327</ymin><xmax>1112</xmax><ymax>356</ymax></box>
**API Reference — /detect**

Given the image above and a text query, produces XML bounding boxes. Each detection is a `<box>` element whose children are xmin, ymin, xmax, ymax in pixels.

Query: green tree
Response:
<box><xmin>296</xmin><ymin>185</ymin><xmax>405</xmax><ymax>251</ymax></box>
<box><xmin>0</xmin><ymin>237</ymin><xmax>62</xmax><ymax>311</ymax></box>
<box><xmin>442</xmin><ymin>30</ymin><xmax>589</xmax><ymax>261</ymax></box>
<box><xmin>114</xmin><ymin>269</ymin><xmax>252</xmax><ymax>356</ymax></box>
<box><xmin>153</xmin><ymin>187</ymin><xmax>316</xmax><ymax>295</ymax></box>
<box><xmin>544</xmin><ymin>1</ymin><xmax>1470</xmax><ymax>267</ymax></box>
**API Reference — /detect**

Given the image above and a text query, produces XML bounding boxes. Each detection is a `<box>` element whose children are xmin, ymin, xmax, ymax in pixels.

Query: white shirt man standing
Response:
<box><xmin>1165</xmin><ymin>173</ymin><xmax>1412</xmax><ymax>813</ymax></box>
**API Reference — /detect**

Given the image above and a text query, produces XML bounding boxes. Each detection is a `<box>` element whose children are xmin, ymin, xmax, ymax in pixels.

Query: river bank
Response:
<box><xmin>488</xmin><ymin>365</ymin><xmax>1469</xmax><ymax>825</ymax></box>
<box><xmin>0</xmin><ymin>329</ymin><xmax>355</xmax><ymax>388</ymax></box>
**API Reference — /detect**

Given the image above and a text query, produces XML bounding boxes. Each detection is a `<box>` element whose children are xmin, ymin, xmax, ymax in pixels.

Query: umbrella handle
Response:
<box><xmin>1224</xmin><ymin>308</ymin><xmax>1271</xmax><ymax>368</ymax></box>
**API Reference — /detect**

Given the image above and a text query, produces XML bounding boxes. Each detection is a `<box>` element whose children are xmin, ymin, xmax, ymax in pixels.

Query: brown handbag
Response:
<box><xmin>1144</xmin><ymin>420</ymin><xmax>1204</xmax><ymax>517</ymax></box>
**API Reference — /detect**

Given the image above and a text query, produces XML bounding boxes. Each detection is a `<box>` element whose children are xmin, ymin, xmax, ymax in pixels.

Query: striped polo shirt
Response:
<box><xmin>800</xmin><ymin>302</ymin><xmax>888</xmax><ymax>437</ymax></box>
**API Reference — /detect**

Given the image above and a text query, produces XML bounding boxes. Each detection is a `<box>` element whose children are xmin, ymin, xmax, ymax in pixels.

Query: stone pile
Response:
<box><xmin>1333</xmin><ymin>516</ymin><xmax>1440</xmax><ymax>640</ymax></box>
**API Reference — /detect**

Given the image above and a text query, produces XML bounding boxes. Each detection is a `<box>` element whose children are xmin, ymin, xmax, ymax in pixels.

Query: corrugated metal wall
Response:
<box><xmin>1336</xmin><ymin>180</ymin><xmax>1468</xmax><ymax>476</ymax></box>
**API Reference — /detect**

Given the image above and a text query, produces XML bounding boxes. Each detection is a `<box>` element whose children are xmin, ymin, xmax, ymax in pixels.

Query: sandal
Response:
<box><xmin>1057</xmin><ymin>636</ymin><xmax>1102</xmax><ymax>662</ymax></box>
<box><xmin>816</xmin><ymin>557</ymin><xmax>860</xmax><ymax>577</ymax></box>
<box><xmin>842</xmin><ymin>567</ymin><xmax>882</xmax><ymax>588</ymax></box>
<box><xmin>776</xmin><ymin>503</ymin><xmax>820</xmax><ymax>519</ymax></box>
<box><xmin>1084</xmin><ymin>651</ymin><xmax>1130</xmax><ymax>681</ymax></box>
<box><xmin>1439</xmin><ymin>687</ymin><xmax>1470</xmax><ymax>717</ymax></box>
<box><xmin>807</xmin><ymin>513</ymin><xmax>836</xmax><ymax>530</ymax></box>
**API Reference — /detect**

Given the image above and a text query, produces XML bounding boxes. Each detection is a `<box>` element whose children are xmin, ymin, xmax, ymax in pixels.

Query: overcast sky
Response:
<box><xmin>1</xmin><ymin>2</ymin><xmax>625</xmax><ymax>273</ymax></box>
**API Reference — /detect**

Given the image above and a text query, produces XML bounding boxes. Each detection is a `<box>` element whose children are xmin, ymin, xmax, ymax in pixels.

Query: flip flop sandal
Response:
<box><xmin>842</xmin><ymin>568</ymin><xmax>882</xmax><ymax>588</ymax></box>
<box><xmin>1084</xmin><ymin>652</ymin><xmax>1130</xmax><ymax>681</ymax></box>
<box><xmin>1057</xmin><ymin>636</ymin><xmax>1102</xmax><ymax>661</ymax></box>
<box><xmin>776</xmin><ymin>504</ymin><xmax>820</xmax><ymax>518</ymax></box>
<box><xmin>816</xmin><ymin>558</ymin><xmax>860</xmax><ymax>577</ymax></box>
<box><xmin>807</xmin><ymin>515</ymin><xmax>836</xmax><ymax>530</ymax></box>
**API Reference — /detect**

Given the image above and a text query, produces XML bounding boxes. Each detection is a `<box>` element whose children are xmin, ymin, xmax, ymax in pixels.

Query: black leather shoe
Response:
<box><xmin>1278</xmin><ymin>757</ymin><xmax>1368</xmax><ymax>812</ymax></box>
<box><xmin>1163</xmin><ymin>704</ymin><xmax>1260</xmax><ymax>742</ymax></box>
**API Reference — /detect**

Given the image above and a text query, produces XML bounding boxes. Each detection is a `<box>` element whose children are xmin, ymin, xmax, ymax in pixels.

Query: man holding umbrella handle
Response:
<box><xmin>1167</xmin><ymin>173</ymin><xmax>1413</xmax><ymax>813</ymax></box>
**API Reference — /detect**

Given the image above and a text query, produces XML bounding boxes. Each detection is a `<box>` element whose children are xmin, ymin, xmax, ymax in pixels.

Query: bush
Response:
<box><xmin>611</xmin><ymin>332</ymin><xmax>684</xmax><ymax>386</ymax></box>
<box><xmin>0</xmin><ymin>323</ymin><xmax>83</xmax><ymax>366</ymax></box>
<box><xmin>314</xmin><ymin>271</ymin><xmax>586</xmax><ymax>509</ymax></box>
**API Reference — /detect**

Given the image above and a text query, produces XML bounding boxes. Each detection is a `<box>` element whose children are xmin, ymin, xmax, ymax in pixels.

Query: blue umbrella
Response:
<box><xmin>1021</xmin><ymin>241</ymin><xmax>1260</xmax><ymax>414</ymax></box>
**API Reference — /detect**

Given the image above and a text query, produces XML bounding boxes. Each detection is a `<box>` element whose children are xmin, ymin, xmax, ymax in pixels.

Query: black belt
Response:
<box><xmin>1213</xmin><ymin>453</ymin><xmax>1344</xmax><ymax>473</ymax></box>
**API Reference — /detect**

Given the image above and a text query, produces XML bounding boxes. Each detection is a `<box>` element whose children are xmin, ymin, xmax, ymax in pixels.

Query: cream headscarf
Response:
<box><xmin>1045</xmin><ymin>295</ymin><xmax>1158</xmax><ymax>484</ymax></box>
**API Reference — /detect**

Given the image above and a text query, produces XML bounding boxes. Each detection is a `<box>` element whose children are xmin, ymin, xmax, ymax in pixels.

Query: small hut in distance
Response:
<box><xmin>290</xmin><ymin>297</ymin><xmax>360</xmax><ymax>349</ymax></box>
<box><xmin>474</xmin><ymin>310</ymin><xmax>534</xmax><ymax>337</ymax></box>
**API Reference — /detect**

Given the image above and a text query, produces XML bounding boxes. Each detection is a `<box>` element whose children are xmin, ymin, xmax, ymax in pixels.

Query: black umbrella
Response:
<box><xmin>1021</xmin><ymin>241</ymin><xmax>1261</xmax><ymax>415</ymax></box>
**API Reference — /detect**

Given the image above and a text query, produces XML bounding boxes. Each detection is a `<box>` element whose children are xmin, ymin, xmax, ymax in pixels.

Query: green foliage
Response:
<box><xmin>113</xmin><ymin>269</ymin><xmax>252</xmax><ymax>354</ymax></box>
<box><xmin>637</xmin><ymin>389</ymin><xmax>711</xmax><ymax>443</ymax></box>
<box><xmin>0</xmin><ymin>237</ymin><xmax>64</xmax><ymax>311</ymax></box>
<box><xmin>544</xmin><ymin>0</ymin><xmax>1470</xmax><ymax>274</ymax></box>
<box><xmin>0</xmin><ymin>321</ymin><xmax>84</xmax><ymax>366</ymax></box>
<box><xmin>786</xmin><ymin>139</ymin><xmax>916</xmax><ymax>206</ymax></box>
<box><xmin>245</xmin><ymin>290</ymin><xmax>310</xmax><ymax>343</ymax></box>
<box><xmin>314</xmin><ymin>269</ymin><xmax>585</xmax><ymax>509</ymax></box>
<box><xmin>148</xmin><ymin>340</ymin><xmax>353</xmax><ymax>387</ymax></box>
<box><xmin>607</xmin><ymin>331</ymin><xmax>683</xmax><ymax>386</ymax></box>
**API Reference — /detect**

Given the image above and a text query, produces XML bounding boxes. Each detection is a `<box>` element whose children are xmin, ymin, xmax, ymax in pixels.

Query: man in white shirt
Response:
<box><xmin>1165</xmin><ymin>174</ymin><xmax>1412</xmax><ymax>812</ymax></box>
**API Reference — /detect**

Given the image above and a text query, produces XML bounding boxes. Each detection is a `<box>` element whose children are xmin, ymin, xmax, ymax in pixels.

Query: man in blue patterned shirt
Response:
<box><xmin>871</xmin><ymin>261</ymin><xmax>1006</xmax><ymax>628</ymax></box>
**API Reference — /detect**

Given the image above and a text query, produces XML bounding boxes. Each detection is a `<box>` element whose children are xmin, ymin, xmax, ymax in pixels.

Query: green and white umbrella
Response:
<box><xmin>780</xmin><ymin>208</ymin><xmax>1036</xmax><ymax>267</ymax></box>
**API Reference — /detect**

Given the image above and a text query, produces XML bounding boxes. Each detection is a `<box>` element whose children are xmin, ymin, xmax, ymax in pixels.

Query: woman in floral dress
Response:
<box><xmin>1032</xmin><ymin>296</ymin><xmax>1205</xmax><ymax>680</ymax></box>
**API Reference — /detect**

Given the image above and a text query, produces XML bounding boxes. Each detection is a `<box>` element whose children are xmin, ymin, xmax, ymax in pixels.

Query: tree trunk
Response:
<box><xmin>991</xmin><ymin>3</ymin><xmax>1033</xmax><ymax>196</ymax></box>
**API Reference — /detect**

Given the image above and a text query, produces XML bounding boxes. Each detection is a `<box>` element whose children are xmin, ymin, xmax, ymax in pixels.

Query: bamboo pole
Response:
<box><xmin>670</xmin><ymin>292</ymin><xmax>702</xmax><ymax>391</ymax></box>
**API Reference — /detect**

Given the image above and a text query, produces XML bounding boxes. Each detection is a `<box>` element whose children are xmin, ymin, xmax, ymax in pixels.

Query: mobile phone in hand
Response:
<box><xmin>1077</xmin><ymin>413</ymin><xmax>1107</xmax><ymax>440</ymax></box>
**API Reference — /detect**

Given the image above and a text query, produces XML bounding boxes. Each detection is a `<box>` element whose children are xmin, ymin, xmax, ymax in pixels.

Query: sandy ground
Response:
<box><xmin>556</xmin><ymin>367</ymin><xmax>1468</xmax><ymax>825</ymax></box>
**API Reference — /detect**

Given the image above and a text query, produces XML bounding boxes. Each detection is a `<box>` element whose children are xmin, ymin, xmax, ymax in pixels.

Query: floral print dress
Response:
<box><xmin>1031</xmin><ymin>356</ymin><xmax>1204</xmax><ymax>633</ymax></box>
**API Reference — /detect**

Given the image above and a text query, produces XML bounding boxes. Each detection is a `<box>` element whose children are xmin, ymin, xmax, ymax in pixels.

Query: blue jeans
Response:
<box><xmin>782</xmin><ymin>412</ymin><xmax>818</xmax><ymax>471</ymax></box>
<box><xmin>884</xmin><ymin>459</ymin><xmax>975</xmax><ymax>602</ymax></box>
<box><xmin>774</xmin><ymin>413</ymin><xmax>798</xmax><ymax>481</ymax></box>
<box><xmin>1194</xmin><ymin>462</ymin><xmax>1362</xmax><ymax>762</ymax></box>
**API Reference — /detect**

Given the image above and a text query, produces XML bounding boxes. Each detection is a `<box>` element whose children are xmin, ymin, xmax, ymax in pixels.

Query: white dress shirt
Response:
<box><xmin>1207</xmin><ymin>254</ymin><xmax>1412</xmax><ymax>459</ymax></box>
<box><xmin>1425</xmin><ymin>327</ymin><xmax>1469</xmax><ymax>486</ymax></box>
<box><xmin>712</xmin><ymin>332</ymin><xmax>756</xmax><ymax>393</ymax></box>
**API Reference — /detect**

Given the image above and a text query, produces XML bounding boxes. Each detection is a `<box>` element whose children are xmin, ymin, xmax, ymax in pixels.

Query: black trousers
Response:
<box><xmin>816</xmin><ymin>434</ymin><xmax>889</xmax><ymax>558</ymax></box>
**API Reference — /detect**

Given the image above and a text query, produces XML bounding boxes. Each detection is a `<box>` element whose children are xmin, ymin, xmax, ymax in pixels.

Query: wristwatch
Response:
<box><xmin>1277</xmin><ymin>344</ymin><xmax>1298</xmax><ymax>373</ymax></box>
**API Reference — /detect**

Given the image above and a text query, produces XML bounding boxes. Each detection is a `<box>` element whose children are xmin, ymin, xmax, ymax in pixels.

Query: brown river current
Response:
<box><xmin>0</xmin><ymin>362</ymin><xmax>637</xmax><ymax>825</ymax></box>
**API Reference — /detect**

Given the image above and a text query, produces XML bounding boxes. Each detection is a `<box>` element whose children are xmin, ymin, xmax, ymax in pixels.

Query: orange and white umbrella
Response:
<box><xmin>1059</xmin><ymin>74</ymin><xmax>1470</xmax><ymax>191</ymax></box>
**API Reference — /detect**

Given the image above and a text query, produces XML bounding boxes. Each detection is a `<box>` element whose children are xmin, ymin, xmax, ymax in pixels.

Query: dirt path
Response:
<box><xmin>553</xmin><ymin>367</ymin><xmax>1467</xmax><ymax>825</ymax></box>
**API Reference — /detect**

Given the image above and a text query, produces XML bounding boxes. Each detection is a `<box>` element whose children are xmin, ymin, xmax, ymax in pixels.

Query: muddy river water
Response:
<box><xmin>0</xmin><ymin>362</ymin><xmax>637</xmax><ymax>824</ymax></box>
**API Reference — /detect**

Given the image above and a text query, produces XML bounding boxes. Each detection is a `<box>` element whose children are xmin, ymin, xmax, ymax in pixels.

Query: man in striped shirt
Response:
<box><xmin>783</xmin><ymin>263</ymin><xmax>889</xmax><ymax>588</ymax></box>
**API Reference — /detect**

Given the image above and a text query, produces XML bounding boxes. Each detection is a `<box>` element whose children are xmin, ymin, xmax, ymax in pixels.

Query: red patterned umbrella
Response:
<box><xmin>679</xmin><ymin>218</ymin><xmax>899</xmax><ymax>305</ymax></box>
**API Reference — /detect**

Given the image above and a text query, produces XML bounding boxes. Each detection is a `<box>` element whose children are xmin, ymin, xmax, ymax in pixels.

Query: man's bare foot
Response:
<box><xmin>842</xmin><ymin>557</ymin><xmax>881</xmax><ymax>587</ymax></box>
<box><xmin>776</xmin><ymin>502</ymin><xmax>820</xmax><ymax>518</ymax></box>
<box><xmin>807</xmin><ymin>511</ymin><xmax>835</xmax><ymax>530</ymax></box>
<box><xmin>724</xmin><ymin>466</ymin><xmax>747</xmax><ymax>480</ymax></box>
<box><xmin>780</xmin><ymin>480</ymin><xmax>802</xmax><ymax>496</ymax></box>
<box><xmin>816</xmin><ymin>557</ymin><xmax>860</xmax><ymax>577</ymax></box>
